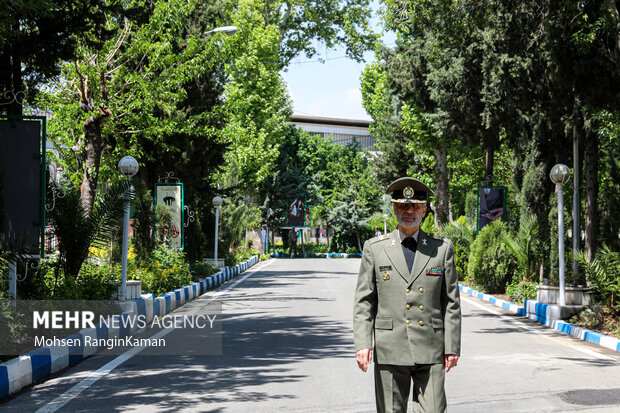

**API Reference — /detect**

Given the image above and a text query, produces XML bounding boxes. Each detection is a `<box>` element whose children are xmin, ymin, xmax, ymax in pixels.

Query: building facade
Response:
<box><xmin>289</xmin><ymin>115</ymin><xmax>375</xmax><ymax>151</ymax></box>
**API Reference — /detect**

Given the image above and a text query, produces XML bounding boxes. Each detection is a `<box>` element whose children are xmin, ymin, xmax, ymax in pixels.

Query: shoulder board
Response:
<box><xmin>432</xmin><ymin>233</ymin><xmax>444</xmax><ymax>241</ymax></box>
<box><xmin>369</xmin><ymin>235</ymin><xmax>389</xmax><ymax>244</ymax></box>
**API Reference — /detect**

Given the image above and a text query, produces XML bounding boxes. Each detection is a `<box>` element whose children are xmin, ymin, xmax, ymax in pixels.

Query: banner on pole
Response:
<box><xmin>155</xmin><ymin>183</ymin><xmax>184</xmax><ymax>249</ymax></box>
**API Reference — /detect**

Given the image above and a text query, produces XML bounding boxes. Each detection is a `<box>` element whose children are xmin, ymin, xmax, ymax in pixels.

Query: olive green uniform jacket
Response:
<box><xmin>353</xmin><ymin>229</ymin><xmax>461</xmax><ymax>365</ymax></box>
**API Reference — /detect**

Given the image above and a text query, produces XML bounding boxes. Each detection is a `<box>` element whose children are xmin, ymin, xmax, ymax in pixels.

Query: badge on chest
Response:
<box><xmin>426</xmin><ymin>266</ymin><xmax>444</xmax><ymax>276</ymax></box>
<box><xmin>379</xmin><ymin>265</ymin><xmax>392</xmax><ymax>280</ymax></box>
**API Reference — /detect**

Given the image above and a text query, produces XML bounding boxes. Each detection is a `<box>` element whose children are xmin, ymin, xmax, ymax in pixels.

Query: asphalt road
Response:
<box><xmin>2</xmin><ymin>258</ymin><xmax>620</xmax><ymax>412</ymax></box>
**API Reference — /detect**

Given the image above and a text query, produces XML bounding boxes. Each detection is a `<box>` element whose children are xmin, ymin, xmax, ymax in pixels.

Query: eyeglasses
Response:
<box><xmin>395</xmin><ymin>203</ymin><xmax>425</xmax><ymax>212</ymax></box>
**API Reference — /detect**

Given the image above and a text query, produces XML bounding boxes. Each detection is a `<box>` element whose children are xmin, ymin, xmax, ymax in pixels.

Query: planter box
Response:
<box><xmin>536</xmin><ymin>285</ymin><xmax>593</xmax><ymax>306</ymax></box>
<box><xmin>204</xmin><ymin>258</ymin><xmax>225</xmax><ymax>268</ymax></box>
<box><xmin>116</xmin><ymin>280</ymin><xmax>142</xmax><ymax>301</ymax></box>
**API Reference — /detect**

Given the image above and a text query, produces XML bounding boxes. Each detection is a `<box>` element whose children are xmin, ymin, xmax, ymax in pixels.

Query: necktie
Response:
<box><xmin>402</xmin><ymin>237</ymin><xmax>417</xmax><ymax>254</ymax></box>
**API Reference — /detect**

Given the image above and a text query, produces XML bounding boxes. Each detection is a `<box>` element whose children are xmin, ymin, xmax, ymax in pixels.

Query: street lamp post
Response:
<box><xmin>204</xmin><ymin>25</ymin><xmax>238</xmax><ymax>36</ymax></box>
<box><xmin>117</xmin><ymin>156</ymin><xmax>139</xmax><ymax>301</ymax></box>
<box><xmin>550</xmin><ymin>163</ymin><xmax>571</xmax><ymax>306</ymax></box>
<box><xmin>212</xmin><ymin>195</ymin><xmax>224</xmax><ymax>266</ymax></box>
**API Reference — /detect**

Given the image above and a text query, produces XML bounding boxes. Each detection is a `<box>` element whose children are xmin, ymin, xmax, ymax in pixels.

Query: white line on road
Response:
<box><xmin>35</xmin><ymin>260</ymin><xmax>274</xmax><ymax>413</ymax></box>
<box><xmin>462</xmin><ymin>296</ymin><xmax>618</xmax><ymax>362</ymax></box>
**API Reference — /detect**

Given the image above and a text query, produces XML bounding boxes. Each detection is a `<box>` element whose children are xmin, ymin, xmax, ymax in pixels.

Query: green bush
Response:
<box><xmin>467</xmin><ymin>220</ymin><xmax>519</xmax><ymax>293</ymax></box>
<box><xmin>569</xmin><ymin>306</ymin><xmax>604</xmax><ymax>330</ymax></box>
<box><xmin>76</xmin><ymin>261</ymin><xmax>121</xmax><ymax>300</ymax></box>
<box><xmin>189</xmin><ymin>262</ymin><xmax>219</xmax><ymax>281</ymax></box>
<box><xmin>421</xmin><ymin>212</ymin><xmax>436</xmax><ymax>234</ymax></box>
<box><xmin>135</xmin><ymin>246</ymin><xmax>191</xmax><ymax>297</ymax></box>
<box><xmin>41</xmin><ymin>258</ymin><xmax>120</xmax><ymax>300</ymax></box>
<box><xmin>225</xmin><ymin>247</ymin><xmax>260</xmax><ymax>266</ymax></box>
<box><xmin>574</xmin><ymin>245</ymin><xmax>620</xmax><ymax>313</ymax></box>
<box><xmin>505</xmin><ymin>278</ymin><xmax>538</xmax><ymax>304</ymax></box>
<box><xmin>440</xmin><ymin>216</ymin><xmax>475</xmax><ymax>281</ymax></box>
<box><xmin>303</xmin><ymin>243</ymin><xmax>330</xmax><ymax>254</ymax></box>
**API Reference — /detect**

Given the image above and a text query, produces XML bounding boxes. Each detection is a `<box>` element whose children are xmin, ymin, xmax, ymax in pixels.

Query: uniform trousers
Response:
<box><xmin>374</xmin><ymin>362</ymin><xmax>446</xmax><ymax>413</ymax></box>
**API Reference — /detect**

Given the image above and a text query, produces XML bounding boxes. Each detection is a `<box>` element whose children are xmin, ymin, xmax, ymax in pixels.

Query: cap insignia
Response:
<box><xmin>403</xmin><ymin>186</ymin><xmax>414</xmax><ymax>199</ymax></box>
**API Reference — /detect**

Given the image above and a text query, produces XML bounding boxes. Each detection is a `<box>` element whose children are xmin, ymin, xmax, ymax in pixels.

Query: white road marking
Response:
<box><xmin>462</xmin><ymin>296</ymin><xmax>618</xmax><ymax>362</ymax></box>
<box><xmin>35</xmin><ymin>260</ymin><xmax>274</xmax><ymax>413</ymax></box>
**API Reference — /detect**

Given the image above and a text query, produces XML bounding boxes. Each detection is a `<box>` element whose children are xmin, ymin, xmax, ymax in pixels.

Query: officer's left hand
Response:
<box><xmin>444</xmin><ymin>354</ymin><xmax>459</xmax><ymax>372</ymax></box>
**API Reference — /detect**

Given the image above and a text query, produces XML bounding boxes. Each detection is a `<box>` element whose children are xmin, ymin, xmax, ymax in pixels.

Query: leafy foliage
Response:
<box><xmin>502</xmin><ymin>214</ymin><xmax>542</xmax><ymax>282</ymax></box>
<box><xmin>505</xmin><ymin>278</ymin><xmax>538</xmax><ymax>305</ymax></box>
<box><xmin>0</xmin><ymin>0</ymin><xmax>109</xmax><ymax>115</ymax></box>
<box><xmin>421</xmin><ymin>212</ymin><xmax>435</xmax><ymax>234</ymax></box>
<box><xmin>467</xmin><ymin>220</ymin><xmax>519</xmax><ymax>293</ymax></box>
<box><xmin>48</xmin><ymin>179</ymin><xmax>131</xmax><ymax>282</ymax></box>
<box><xmin>155</xmin><ymin>204</ymin><xmax>174</xmax><ymax>248</ymax></box>
<box><xmin>134</xmin><ymin>246</ymin><xmax>192</xmax><ymax>297</ymax></box>
<box><xmin>440</xmin><ymin>216</ymin><xmax>475</xmax><ymax>279</ymax></box>
<box><xmin>574</xmin><ymin>245</ymin><xmax>620</xmax><ymax>313</ymax></box>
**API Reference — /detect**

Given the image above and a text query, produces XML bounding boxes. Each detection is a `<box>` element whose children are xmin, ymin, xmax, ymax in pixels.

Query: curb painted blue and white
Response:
<box><xmin>273</xmin><ymin>252</ymin><xmax>362</xmax><ymax>258</ymax></box>
<box><xmin>0</xmin><ymin>255</ymin><xmax>260</xmax><ymax>400</ymax></box>
<box><xmin>459</xmin><ymin>284</ymin><xmax>620</xmax><ymax>353</ymax></box>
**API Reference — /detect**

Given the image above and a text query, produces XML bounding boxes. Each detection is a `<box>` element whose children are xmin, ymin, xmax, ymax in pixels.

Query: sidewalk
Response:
<box><xmin>459</xmin><ymin>285</ymin><xmax>620</xmax><ymax>353</ymax></box>
<box><xmin>0</xmin><ymin>256</ymin><xmax>261</xmax><ymax>400</ymax></box>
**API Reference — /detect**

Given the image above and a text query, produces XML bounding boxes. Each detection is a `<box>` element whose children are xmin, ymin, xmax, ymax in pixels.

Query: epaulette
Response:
<box><xmin>433</xmin><ymin>233</ymin><xmax>444</xmax><ymax>241</ymax></box>
<box><xmin>369</xmin><ymin>234</ymin><xmax>390</xmax><ymax>244</ymax></box>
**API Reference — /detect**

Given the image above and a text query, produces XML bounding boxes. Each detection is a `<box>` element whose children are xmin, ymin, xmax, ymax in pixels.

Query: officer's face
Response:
<box><xmin>394</xmin><ymin>203</ymin><xmax>426</xmax><ymax>229</ymax></box>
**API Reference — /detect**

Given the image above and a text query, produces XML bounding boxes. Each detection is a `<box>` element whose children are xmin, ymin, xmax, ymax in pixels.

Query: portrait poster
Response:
<box><xmin>0</xmin><ymin>117</ymin><xmax>46</xmax><ymax>255</ymax></box>
<box><xmin>288</xmin><ymin>198</ymin><xmax>305</xmax><ymax>227</ymax></box>
<box><xmin>477</xmin><ymin>186</ymin><xmax>506</xmax><ymax>233</ymax></box>
<box><xmin>155</xmin><ymin>183</ymin><xmax>184</xmax><ymax>249</ymax></box>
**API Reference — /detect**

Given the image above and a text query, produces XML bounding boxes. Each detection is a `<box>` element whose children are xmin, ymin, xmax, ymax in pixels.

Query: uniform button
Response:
<box><xmin>418</xmin><ymin>320</ymin><xmax>424</xmax><ymax>326</ymax></box>
<box><xmin>406</xmin><ymin>304</ymin><xmax>411</xmax><ymax>310</ymax></box>
<box><xmin>419</xmin><ymin>305</ymin><xmax>424</xmax><ymax>311</ymax></box>
<box><xmin>406</xmin><ymin>289</ymin><xmax>411</xmax><ymax>294</ymax></box>
<box><xmin>419</xmin><ymin>287</ymin><xmax>424</xmax><ymax>293</ymax></box>
<box><xmin>406</xmin><ymin>320</ymin><xmax>411</xmax><ymax>325</ymax></box>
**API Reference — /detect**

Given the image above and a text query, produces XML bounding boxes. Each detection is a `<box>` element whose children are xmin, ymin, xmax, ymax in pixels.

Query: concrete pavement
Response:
<box><xmin>2</xmin><ymin>258</ymin><xmax>620</xmax><ymax>412</ymax></box>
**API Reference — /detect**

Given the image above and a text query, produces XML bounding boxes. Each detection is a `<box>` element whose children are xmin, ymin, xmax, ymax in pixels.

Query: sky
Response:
<box><xmin>280</xmin><ymin>3</ymin><xmax>395</xmax><ymax>121</ymax></box>
<box><xmin>280</xmin><ymin>48</ymin><xmax>376</xmax><ymax>121</ymax></box>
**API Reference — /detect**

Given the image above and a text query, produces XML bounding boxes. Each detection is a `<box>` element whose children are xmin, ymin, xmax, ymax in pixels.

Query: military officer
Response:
<box><xmin>353</xmin><ymin>177</ymin><xmax>461</xmax><ymax>413</ymax></box>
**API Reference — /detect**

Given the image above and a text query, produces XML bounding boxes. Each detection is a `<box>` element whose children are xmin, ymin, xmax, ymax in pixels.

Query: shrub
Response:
<box><xmin>440</xmin><ymin>216</ymin><xmax>475</xmax><ymax>281</ymax></box>
<box><xmin>303</xmin><ymin>243</ymin><xmax>330</xmax><ymax>254</ymax></box>
<box><xmin>506</xmin><ymin>278</ymin><xmax>538</xmax><ymax>304</ymax></box>
<box><xmin>501</xmin><ymin>214</ymin><xmax>542</xmax><ymax>282</ymax></box>
<box><xmin>76</xmin><ymin>261</ymin><xmax>121</xmax><ymax>300</ymax></box>
<box><xmin>136</xmin><ymin>246</ymin><xmax>191</xmax><ymax>297</ymax></box>
<box><xmin>189</xmin><ymin>262</ymin><xmax>219</xmax><ymax>281</ymax></box>
<box><xmin>225</xmin><ymin>247</ymin><xmax>260</xmax><ymax>266</ymax></box>
<box><xmin>421</xmin><ymin>212</ymin><xmax>435</xmax><ymax>234</ymax></box>
<box><xmin>42</xmin><ymin>258</ymin><xmax>120</xmax><ymax>300</ymax></box>
<box><xmin>467</xmin><ymin>220</ymin><xmax>519</xmax><ymax>293</ymax></box>
<box><xmin>569</xmin><ymin>305</ymin><xmax>604</xmax><ymax>330</ymax></box>
<box><xmin>574</xmin><ymin>245</ymin><xmax>620</xmax><ymax>314</ymax></box>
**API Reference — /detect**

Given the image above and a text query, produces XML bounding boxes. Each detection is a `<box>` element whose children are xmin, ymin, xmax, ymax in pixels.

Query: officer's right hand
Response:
<box><xmin>356</xmin><ymin>349</ymin><xmax>372</xmax><ymax>372</ymax></box>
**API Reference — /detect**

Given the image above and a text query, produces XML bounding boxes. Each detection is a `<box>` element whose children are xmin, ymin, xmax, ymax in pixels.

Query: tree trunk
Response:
<box><xmin>2</xmin><ymin>37</ymin><xmax>24</xmax><ymax>116</ymax></box>
<box><xmin>572</xmin><ymin>99</ymin><xmax>582</xmax><ymax>283</ymax></box>
<box><xmin>584</xmin><ymin>130</ymin><xmax>598</xmax><ymax>263</ymax></box>
<box><xmin>80</xmin><ymin>114</ymin><xmax>104</xmax><ymax>214</ymax></box>
<box><xmin>433</xmin><ymin>145</ymin><xmax>449</xmax><ymax>228</ymax></box>
<box><xmin>484</xmin><ymin>146</ymin><xmax>494</xmax><ymax>184</ymax></box>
